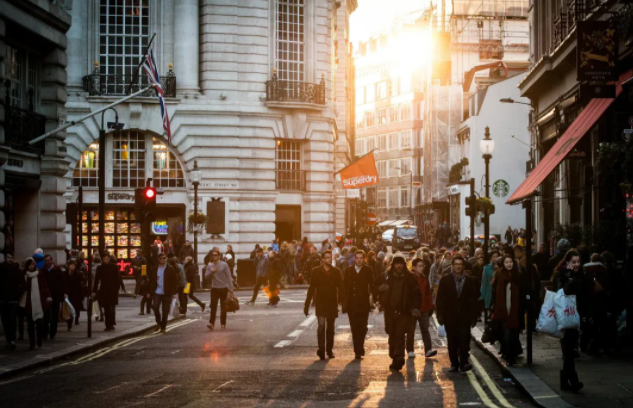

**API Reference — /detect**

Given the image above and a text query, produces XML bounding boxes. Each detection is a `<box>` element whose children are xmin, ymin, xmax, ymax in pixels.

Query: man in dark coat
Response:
<box><xmin>436</xmin><ymin>255</ymin><xmax>480</xmax><ymax>372</ymax></box>
<box><xmin>0</xmin><ymin>252</ymin><xmax>24</xmax><ymax>349</ymax></box>
<box><xmin>131</xmin><ymin>249</ymin><xmax>147</xmax><ymax>298</ymax></box>
<box><xmin>379</xmin><ymin>254</ymin><xmax>421</xmax><ymax>371</ymax></box>
<box><xmin>93</xmin><ymin>254</ymin><xmax>122</xmax><ymax>331</ymax></box>
<box><xmin>148</xmin><ymin>252</ymin><xmax>179</xmax><ymax>333</ymax></box>
<box><xmin>343</xmin><ymin>250</ymin><xmax>377</xmax><ymax>359</ymax></box>
<box><xmin>304</xmin><ymin>250</ymin><xmax>346</xmax><ymax>360</ymax></box>
<box><xmin>303</xmin><ymin>245</ymin><xmax>322</xmax><ymax>282</ymax></box>
<box><xmin>43</xmin><ymin>254</ymin><xmax>67</xmax><ymax>340</ymax></box>
<box><xmin>178</xmin><ymin>241</ymin><xmax>194</xmax><ymax>262</ymax></box>
<box><xmin>532</xmin><ymin>243</ymin><xmax>550</xmax><ymax>281</ymax></box>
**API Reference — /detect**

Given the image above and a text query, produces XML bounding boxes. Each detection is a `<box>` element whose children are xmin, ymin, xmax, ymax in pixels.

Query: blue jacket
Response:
<box><xmin>480</xmin><ymin>262</ymin><xmax>494</xmax><ymax>308</ymax></box>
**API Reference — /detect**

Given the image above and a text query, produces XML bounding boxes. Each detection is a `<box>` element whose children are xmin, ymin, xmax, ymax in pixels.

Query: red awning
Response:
<box><xmin>507</xmin><ymin>70</ymin><xmax>632</xmax><ymax>204</ymax></box>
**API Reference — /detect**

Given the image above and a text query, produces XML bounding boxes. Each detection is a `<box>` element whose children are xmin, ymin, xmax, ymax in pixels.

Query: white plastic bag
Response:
<box><xmin>537</xmin><ymin>290</ymin><xmax>563</xmax><ymax>338</ymax></box>
<box><xmin>438</xmin><ymin>325</ymin><xmax>446</xmax><ymax>338</ymax></box>
<box><xmin>169</xmin><ymin>298</ymin><xmax>181</xmax><ymax>318</ymax></box>
<box><xmin>64</xmin><ymin>298</ymin><xmax>76</xmax><ymax>319</ymax></box>
<box><xmin>554</xmin><ymin>288</ymin><xmax>580</xmax><ymax>331</ymax></box>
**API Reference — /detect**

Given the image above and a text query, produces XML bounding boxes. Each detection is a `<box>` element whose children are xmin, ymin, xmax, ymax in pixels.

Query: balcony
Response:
<box><xmin>275</xmin><ymin>170</ymin><xmax>306</xmax><ymax>191</ymax></box>
<box><xmin>5</xmin><ymin>105</ymin><xmax>46</xmax><ymax>154</ymax></box>
<box><xmin>567</xmin><ymin>0</ymin><xmax>584</xmax><ymax>33</ymax></box>
<box><xmin>265</xmin><ymin>71</ymin><xmax>325</xmax><ymax>107</ymax></box>
<box><xmin>553</xmin><ymin>11</ymin><xmax>568</xmax><ymax>49</ymax></box>
<box><xmin>82</xmin><ymin>65</ymin><xmax>176</xmax><ymax>98</ymax></box>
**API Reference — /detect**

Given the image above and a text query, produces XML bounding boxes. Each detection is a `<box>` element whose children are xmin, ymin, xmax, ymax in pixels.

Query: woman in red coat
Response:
<box><xmin>19</xmin><ymin>258</ymin><xmax>51</xmax><ymax>350</ymax></box>
<box><xmin>407</xmin><ymin>258</ymin><xmax>438</xmax><ymax>358</ymax></box>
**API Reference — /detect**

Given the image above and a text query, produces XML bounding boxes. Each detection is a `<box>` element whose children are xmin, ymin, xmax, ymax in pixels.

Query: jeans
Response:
<box><xmin>26</xmin><ymin>314</ymin><xmax>45</xmax><ymax>348</ymax></box>
<box><xmin>153</xmin><ymin>294</ymin><xmax>172</xmax><ymax>330</ymax></box>
<box><xmin>140</xmin><ymin>295</ymin><xmax>152</xmax><ymax>314</ymax></box>
<box><xmin>349</xmin><ymin>312</ymin><xmax>369</xmax><ymax>356</ymax></box>
<box><xmin>446</xmin><ymin>323</ymin><xmax>471</xmax><ymax>368</ymax></box>
<box><xmin>285</xmin><ymin>264</ymin><xmax>294</xmax><ymax>285</ymax></box>
<box><xmin>317</xmin><ymin>316</ymin><xmax>336</xmax><ymax>353</ymax></box>
<box><xmin>210</xmin><ymin>288</ymin><xmax>229</xmax><ymax>326</ymax></box>
<box><xmin>178</xmin><ymin>287</ymin><xmax>188</xmax><ymax>314</ymax></box>
<box><xmin>188</xmin><ymin>287</ymin><xmax>205</xmax><ymax>309</ymax></box>
<box><xmin>250</xmin><ymin>275</ymin><xmax>268</xmax><ymax>303</ymax></box>
<box><xmin>45</xmin><ymin>300</ymin><xmax>61</xmax><ymax>339</ymax></box>
<box><xmin>407</xmin><ymin>310</ymin><xmax>433</xmax><ymax>353</ymax></box>
<box><xmin>0</xmin><ymin>302</ymin><xmax>18</xmax><ymax>343</ymax></box>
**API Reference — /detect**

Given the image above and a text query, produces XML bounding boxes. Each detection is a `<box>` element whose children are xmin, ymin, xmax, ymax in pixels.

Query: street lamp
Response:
<box><xmin>479</xmin><ymin>127</ymin><xmax>494</xmax><ymax>264</ymax></box>
<box><xmin>499</xmin><ymin>97</ymin><xmax>534</xmax><ymax>109</ymax></box>
<box><xmin>191</xmin><ymin>160</ymin><xmax>202</xmax><ymax>270</ymax></box>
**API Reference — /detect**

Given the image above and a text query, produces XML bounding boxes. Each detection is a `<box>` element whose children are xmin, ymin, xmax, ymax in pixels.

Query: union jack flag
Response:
<box><xmin>143</xmin><ymin>47</ymin><xmax>171</xmax><ymax>143</ymax></box>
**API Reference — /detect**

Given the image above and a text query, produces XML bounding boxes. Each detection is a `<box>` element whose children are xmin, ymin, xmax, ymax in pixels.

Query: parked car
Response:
<box><xmin>382</xmin><ymin>229</ymin><xmax>394</xmax><ymax>244</ymax></box>
<box><xmin>392</xmin><ymin>225</ymin><xmax>420</xmax><ymax>252</ymax></box>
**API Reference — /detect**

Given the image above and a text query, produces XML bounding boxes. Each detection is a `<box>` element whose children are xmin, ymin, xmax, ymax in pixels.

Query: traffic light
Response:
<box><xmin>465</xmin><ymin>195</ymin><xmax>476</xmax><ymax>218</ymax></box>
<box><xmin>135</xmin><ymin>187</ymin><xmax>157</xmax><ymax>224</ymax></box>
<box><xmin>358</xmin><ymin>200</ymin><xmax>368</xmax><ymax>226</ymax></box>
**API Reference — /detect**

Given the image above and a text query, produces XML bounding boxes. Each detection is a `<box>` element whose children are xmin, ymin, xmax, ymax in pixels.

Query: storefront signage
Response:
<box><xmin>107</xmin><ymin>193</ymin><xmax>134</xmax><ymax>201</ymax></box>
<box><xmin>338</xmin><ymin>152</ymin><xmax>380</xmax><ymax>189</ymax></box>
<box><xmin>346</xmin><ymin>189</ymin><xmax>360</xmax><ymax>198</ymax></box>
<box><xmin>577</xmin><ymin>21</ymin><xmax>618</xmax><ymax>81</ymax></box>
<box><xmin>151</xmin><ymin>221</ymin><xmax>168</xmax><ymax>235</ymax></box>
<box><xmin>117</xmin><ymin>259</ymin><xmax>132</xmax><ymax>275</ymax></box>
<box><xmin>492</xmin><ymin>180</ymin><xmax>509</xmax><ymax>198</ymax></box>
<box><xmin>201</xmin><ymin>182</ymin><xmax>239</xmax><ymax>189</ymax></box>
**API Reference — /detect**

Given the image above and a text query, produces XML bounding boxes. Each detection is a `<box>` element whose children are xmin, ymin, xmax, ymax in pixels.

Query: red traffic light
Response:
<box><xmin>144</xmin><ymin>188</ymin><xmax>156</xmax><ymax>199</ymax></box>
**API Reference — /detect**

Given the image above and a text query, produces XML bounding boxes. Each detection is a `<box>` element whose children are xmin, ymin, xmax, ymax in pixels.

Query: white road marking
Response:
<box><xmin>274</xmin><ymin>340</ymin><xmax>292</xmax><ymax>348</ymax></box>
<box><xmin>299</xmin><ymin>315</ymin><xmax>317</xmax><ymax>327</ymax></box>
<box><xmin>470</xmin><ymin>355</ymin><xmax>517</xmax><ymax>408</ymax></box>
<box><xmin>369</xmin><ymin>350</ymin><xmax>388</xmax><ymax>355</ymax></box>
<box><xmin>212</xmin><ymin>380</ymin><xmax>234</xmax><ymax>392</ymax></box>
<box><xmin>0</xmin><ymin>375</ymin><xmax>34</xmax><ymax>386</ymax></box>
<box><xmin>94</xmin><ymin>382</ymin><xmax>130</xmax><ymax>394</ymax></box>
<box><xmin>287</xmin><ymin>330</ymin><xmax>303</xmax><ymax>337</ymax></box>
<box><xmin>467</xmin><ymin>371</ymin><xmax>501</xmax><ymax>408</ymax></box>
<box><xmin>274</xmin><ymin>315</ymin><xmax>316</xmax><ymax>347</ymax></box>
<box><xmin>144</xmin><ymin>384</ymin><xmax>175</xmax><ymax>397</ymax></box>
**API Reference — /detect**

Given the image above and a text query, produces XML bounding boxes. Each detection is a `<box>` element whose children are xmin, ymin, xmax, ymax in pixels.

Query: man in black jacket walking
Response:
<box><xmin>0</xmin><ymin>253</ymin><xmax>24</xmax><ymax>349</ymax></box>
<box><xmin>304</xmin><ymin>250</ymin><xmax>346</xmax><ymax>360</ymax></box>
<box><xmin>148</xmin><ymin>253</ymin><xmax>179</xmax><ymax>333</ymax></box>
<box><xmin>131</xmin><ymin>249</ymin><xmax>147</xmax><ymax>298</ymax></box>
<box><xmin>93</xmin><ymin>254</ymin><xmax>122</xmax><ymax>331</ymax></box>
<box><xmin>343</xmin><ymin>250</ymin><xmax>377</xmax><ymax>359</ymax></box>
<box><xmin>436</xmin><ymin>255</ymin><xmax>479</xmax><ymax>372</ymax></box>
<box><xmin>43</xmin><ymin>254</ymin><xmax>67</xmax><ymax>340</ymax></box>
<box><xmin>379</xmin><ymin>254</ymin><xmax>421</xmax><ymax>371</ymax></box>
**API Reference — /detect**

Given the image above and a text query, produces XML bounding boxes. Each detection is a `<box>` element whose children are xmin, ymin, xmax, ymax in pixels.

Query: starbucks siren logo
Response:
<box><xmin>493</xmin><ymin>180</ymin><xmax>509</xmax><ymax>198</ymax></box>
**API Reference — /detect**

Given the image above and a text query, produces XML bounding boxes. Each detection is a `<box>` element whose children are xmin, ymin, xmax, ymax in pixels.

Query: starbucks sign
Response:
<box><xmin>493</xmin><ymin>180</ymin><xmax>509</xmax><ymax>198</ymax></box>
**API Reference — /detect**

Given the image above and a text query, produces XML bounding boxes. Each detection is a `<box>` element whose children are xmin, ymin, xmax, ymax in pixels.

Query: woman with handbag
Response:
<box><xmin>20</xmin><ymin>258</ymin><xmax>51</xmax><ymax>350</ymax></box>
<box><xmin>490</xmin><ymin>255</ymin><xmax>522</xmax><ymax>366</ymax></box>
<box><xmin>65</xmin><ymin>259</ymin><xmax>84</xmax><ymax>330</ymax></box>
<box><xmin>553</xmin><ymin>249</ymin><xmax>586</xmax><ymax>393</ymax></box>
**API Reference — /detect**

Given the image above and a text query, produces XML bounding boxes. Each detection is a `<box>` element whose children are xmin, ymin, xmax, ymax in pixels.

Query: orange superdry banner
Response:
<box><xmin>339</xmin><ymin>152</ymin><xmax>380</xmax><ymax>189</ymax></box>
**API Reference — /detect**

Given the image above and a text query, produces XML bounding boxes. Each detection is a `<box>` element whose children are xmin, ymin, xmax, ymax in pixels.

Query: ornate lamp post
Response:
<box><xmin>479</xmin><ymin>127</ymin><xmax>495</xmax><ymax>263</ymax></box>
<box><xmin>191</xmin><ymin>160</ymin><xmax>202</xmax><ymax>269</ymax></box>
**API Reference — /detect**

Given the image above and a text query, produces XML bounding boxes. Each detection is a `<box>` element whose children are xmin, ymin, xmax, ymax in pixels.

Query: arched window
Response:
<box><xmin>73</xmin><ymin>143</ymin><xmax>99</xmax><ymax>187</ymax></box>
<box><xmin>72</xmin><ymin>132</ymin><xmax>184</xmax><ymax>189</ymax></box>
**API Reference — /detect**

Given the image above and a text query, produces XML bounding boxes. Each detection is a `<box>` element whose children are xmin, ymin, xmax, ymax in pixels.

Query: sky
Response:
<box><xmin>350</xmin><ymin>0</ymin><xmax>432</xmax><ymax>44</ymax></box>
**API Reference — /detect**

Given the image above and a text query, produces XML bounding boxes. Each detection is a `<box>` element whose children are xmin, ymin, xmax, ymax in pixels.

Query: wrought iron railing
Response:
<box><xmin>275</xmin><ymin>170</ymin><xmax>306</xmax><ymax>191</ymax></box>
<box><xmin>5</xmin><ymin>105</ymin><xmax>46</xmax><ymax>154</ymax></box>
<box><xmin>82</xmin><ymin>64</ymin><xmax>176</xmax><ymax>97</ymax></box>
<box><xmin>567</xmin><ymin>0</ymin><xmax>584</xmax><ymax>33</ymax></box>
<box><xmin>553</xmin><ymin>10</ymin><xmax>568</xmax><ymax>49</ymax></box>
<box><xmin>266</xmin><ymin>71</ymin><xmax>325</xmax><ymax>105</ymax></box>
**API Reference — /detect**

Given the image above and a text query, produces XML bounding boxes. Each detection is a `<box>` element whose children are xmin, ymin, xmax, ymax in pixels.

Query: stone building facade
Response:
<box><xmin>0</xmin><ymin>0</ymin><xmax>71</xmax><ymax>263</ymax></box>
<box><xmin>63</xmin><ymin>0</ymin><xmax>354</xmax><ymax>263</ymax></box>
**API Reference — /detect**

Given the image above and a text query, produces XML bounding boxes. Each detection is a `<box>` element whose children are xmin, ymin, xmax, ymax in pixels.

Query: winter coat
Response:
<box><xmin>436</xmin><ymin>272</ymin><xmax>479</xmax><ymax>328</ymax></box>
<box><xmin>65</xmin><ymin>269</ymin><xmax>85</xmax><ymax>310</ymax></box>
<box><xmin>93</xmin><ymin>264</ymin><xmax>121</xmax><ymax>306</ymax></box>
<box><xmin>343</xmin><ymin>264</ymin><xmax>377</xmax><ymax>314</ymax></box>
<box><xmin>22</xmin><ymin>271</ymin><xmax>51</xmax><ymax>318</ymax></box>
<box><xmin>178</xmin><ymin>245</ymin><xmax>194</xmax><ymax>262</ymax></box>
<box><xmin>149</xmin><ymin>263</ymin><xmax>179</xmax><ymax>297</ymax></box>
<box><xmin>0</xmin><ymin>262</ymin><xmax>24</xmax><ymax>302</ymax></box>
<box><xmin>380</xmin><ymin>268</ymin><xmax>422</xmax><ymax>336</ymax></box>
<box><xmin>480</xmin><ymin>263</ymin><xmax>494</xmax><ymax>308</ymax></box>
<box><xmin>415</xmin><ymin>274</ymin><xmax>434</xmax><ymax>314</ymax></box>
<box><xmin>304</xmin><ymin>265</ymin><xmax>345</xmax><ymax>319</ymax></box>
<box><xmin>131</xmin><ymin>256</ymin><xmax>147</xmax><ymax>278</ymax></box>
<box><xmin>184</xmin><ymin>261</ymin><xmax>198</xmax><ymax>285</ymax></box>
<box><xmin>44</xmin><ymin>265</ymin><xmax>67</xmax><ymax>302</ymax></box>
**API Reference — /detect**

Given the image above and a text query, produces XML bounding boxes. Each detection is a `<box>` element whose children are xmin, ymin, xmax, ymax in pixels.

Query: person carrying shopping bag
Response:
<box><xmin>20</xmin><ymin>258</ymin><xmax>51</xmax><ymax>350</ymax></box>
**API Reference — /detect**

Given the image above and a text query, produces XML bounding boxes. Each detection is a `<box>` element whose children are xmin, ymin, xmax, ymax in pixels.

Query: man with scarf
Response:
<box><xmin>436</xmin><ymin>255</ymin><xmax>479</xmax><ymax>372</ymax></box>
<box><xmin>491</xmin><ymin>254</ymin><xmax>522</xmax><ymax>365</ymax></box>
<box><xmin>378</xmin><ymin>254</ymin><xmax>421</xmax><ymax>371</ymax></box>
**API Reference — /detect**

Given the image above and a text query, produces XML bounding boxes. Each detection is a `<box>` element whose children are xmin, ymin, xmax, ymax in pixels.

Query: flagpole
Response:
<box><xmin>124</xmin><ymin>32</ymin><xmax>157</xmax><ymax>96</ymax></box>
<box><xmin>334</xmin><ymin>149</ymin><xmax>377</xmax><ymax>175</ymax></box>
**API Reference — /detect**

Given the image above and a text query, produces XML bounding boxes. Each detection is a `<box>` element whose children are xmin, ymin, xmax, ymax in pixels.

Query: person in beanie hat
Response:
<box><xmin>548</xmin><ymin>239</ymin><xmax>571</xmax><ymax>280</ymax></box>
<box><xmin>378</xmin><ymin>253</ymin><xmax>421</xmax><ymax>371</ymax></box>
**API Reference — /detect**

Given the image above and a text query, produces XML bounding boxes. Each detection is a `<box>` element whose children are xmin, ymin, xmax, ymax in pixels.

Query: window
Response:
<box><xmin>479</xmin><ymin>39</ymin><xmax>503</xmax><ymax>60</ymax></box>
<box><xmin>376</xmin><ymin>81</ymin><xmax>388</xmax><ymax>100</ymax></box>
<box><xmin>377</xmin><ymin>161</ymin><xmax>387</xmax><ymax>178</ymax></box>
<box><xmin>73</xmin><ymin>143</ymin><xmax>100</xmax><ymax>187</ymax></box>
<box><xmin>400</xmin><ymin>103</ymin><xmax>411</xmax><ymax>121</ymax></box>
<box><xmin>153</xmin><ymin>138</ymin><xmax>184</xmax><ymax>188</ymax></box>
<box><xmin>5</xmin><ymin>45</ymin><xmax>39</xmax><ymax>111</ymax></box>
<box><xmin>366</xmin><ymin>84</ymin><xmax>375</xmax><ymax>102</ymax></box>
<box><xmin>388</xmin><ymin>159</ymin><xmax>399</xmax><ymax>178</ymax></box>
<box><xmin>401</xmin><ymin>187</ymin><xmax>410</xmax><ymax>208</ymax></box>
<box><xmin>413</xmin><ymin>186</ymin><xmax>421</xmax><ymax>205</ymax></box>
<box><xmin>365</xmin><ymin>111</ymin><xmax>375</xmax><ymax>127</ymax></box>
<box><xmin>388</xmin><ymin>106</ymin><xmax>398</xmax><ymax>123</ymax></box>
<box><xmin>377</xmin><ymin>188</ymin><xmax>387</xmax><ymax>208</ymax></box>
<box><xmin>275</xmin><ymin>0</ymin><xmax>305</xmax><ymax>84</ymax></box>
<box><xmin>366</xmin><ymin>136</ymin><xmax>376</xmax><ymax>153</ymax></box>
<box><xmin>400</xmin><ymin>157</ymin><xmax>412</xmax><ymax>174</ymax></box>
<box><xmin>377</xmin><ymin>108</ymin><xmax>387</xmax><ymax>125</ymax></box>
<box><xmin>356</xmin><ymin>87</ymin><xmax>365</xmax><ymax>105</ymax></box>
<box><xmin>400</xmin><ymin>130</ymin><xmax>412</xmax><ymax>149</ymax></box>
<box><xmin>377</xmin><ymin>134</ymin><xmax>386</xmax><ymax>151</ymax></box>
<box><xmin>388</xmin><ymin>187</ymin><xmax>399</xmax><ymax>209</ymax></box>
<box><xmin>99</xmin><ymin>0</ymin><xmax>151</xmax><ymax>93</ymax></box>
<box><xmin>113</xmin><ymin>131</ymin><xmax>146</xmax><ymax>188</ymax></box>
<box><xmin>355</xmin><ymin>139</ymin><xmax>364</xmax><ymax>155</ymax></box>
<box><xmin>356</xmin><ymin>116</ymin><xmax>364</xmax><ymax>130</ymax></box>
<box><xmin>388</xmin><ymin>133</ymin><xmax>399</xmax><ymax>151</ymax></box>
<box><xmin>275</xmin><ymin>139</ymin><xmax>304</xmax><ymax>190</ymax></box>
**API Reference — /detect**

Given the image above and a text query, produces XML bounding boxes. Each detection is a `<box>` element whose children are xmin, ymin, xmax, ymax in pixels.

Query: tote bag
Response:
<box><xmin>554</xmin><ymin>289</ymin><xmax>580</xmax><ymax>331</ymax></box>
<box><xmin>536</xmin><ymin>290</ymin><xmax>563</xmax><ymax>338</ymax></box>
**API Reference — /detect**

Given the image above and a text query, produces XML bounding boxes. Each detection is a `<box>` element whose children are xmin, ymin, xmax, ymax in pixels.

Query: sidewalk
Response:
<box><xmin>471</xmin><ymin>322</ymin><xmax>633</xmax><ymax>408</ymax></box>
<box><xmin>0</xmin><ymin>297</ymin><xmax>183</xmax><ymax>379</ymax></box>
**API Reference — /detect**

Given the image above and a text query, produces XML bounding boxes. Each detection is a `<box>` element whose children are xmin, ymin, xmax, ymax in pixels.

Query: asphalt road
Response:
<box><xmin>0</xmin><ymin>289</ymin><xmax>538</xmax><ymax>408</ymax></box>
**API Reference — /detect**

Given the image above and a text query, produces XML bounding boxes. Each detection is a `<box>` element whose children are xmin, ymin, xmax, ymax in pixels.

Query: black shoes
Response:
<box><xmin>327</xmin><ymin>352</ymin><xmax>335</xmax><ymax>359</ymax></box>
<box><xmin>449</xmin><ymin>366</ymin><xmax>459</xmax><ymax>372</ymax></box>
<box><xmin>460</xmin><ymin>363</ymin><xmax>473</xmax><ymax>372</ymax></box>
<box><xmin>317</xmin><ymin>350</ymin><xmax>325</xmax><ymax>360</ymax></box>
<box><xmin>561</xmin><ymin>370</ymin><xmax>584</xmax><ymax>393</ymax></box>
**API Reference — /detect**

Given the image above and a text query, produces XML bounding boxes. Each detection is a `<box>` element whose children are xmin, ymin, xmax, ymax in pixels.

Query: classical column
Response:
<box><xmin>174</xmin><ymin>0</ymin><xmax>200</xmax><ymax>94</ymax></box>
